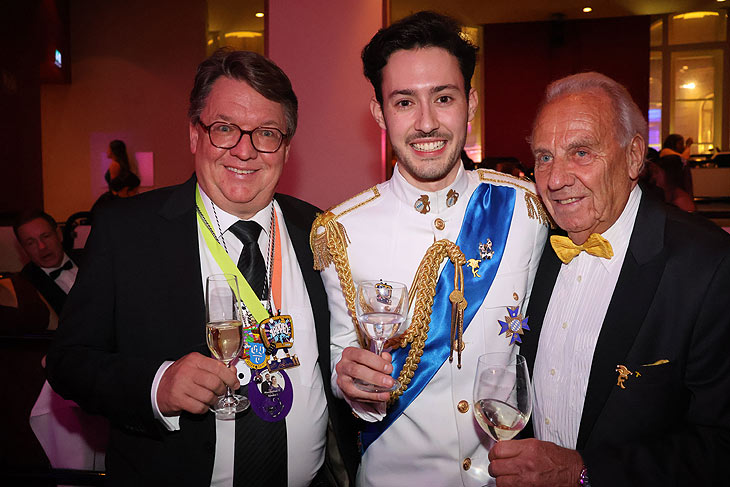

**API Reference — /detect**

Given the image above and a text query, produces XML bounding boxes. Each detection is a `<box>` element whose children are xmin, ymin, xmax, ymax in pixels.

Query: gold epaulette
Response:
<box><xmin>309</xmin><ymin>186</ymin><xmax>380</xmax><ymax>271</ymax></box>
<box><xmin>476</xmin><ymin>169</ymin><xmax>554</xmax><ymax>228</ymax></box>
<box><xmin>309</xmin><ymin>186</ymin><xmax>381</xmax><ymax>348</ymax></box>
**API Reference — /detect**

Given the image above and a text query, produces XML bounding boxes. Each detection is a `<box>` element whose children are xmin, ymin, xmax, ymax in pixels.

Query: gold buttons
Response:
<box><xmin>457</xmin><ymin>400</ymin><xmax>469</xmax><ymax>413</ymax></box>
<box><xmin>434</xmin><ymin>218</ymin><xmax>445</xmax><ymax>230</ymax></box>
<box><xmin>550</xmin><ymin>368</ymin><xmax>556</xmax><ymax>376</ymax></box>
<box><xmin>513</xmin><ymin>292</ymin><xmax>519</xmax><ymax>301</ymax></box>
<box><xmin>462</xmin><ymin>458</ymin><xmax>471</xmax><ymax>470</ymax></box>
<box><xmin>562</xmin><ymin>322</ymin><xmax>568</xmax><ymax>329</ymax></box>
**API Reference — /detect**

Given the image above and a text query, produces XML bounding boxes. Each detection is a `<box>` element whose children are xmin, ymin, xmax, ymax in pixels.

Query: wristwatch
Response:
<box><xmin>578</xmin><ymin>466</ymin><xmax>591</xmax><ymax>487</ymax></box>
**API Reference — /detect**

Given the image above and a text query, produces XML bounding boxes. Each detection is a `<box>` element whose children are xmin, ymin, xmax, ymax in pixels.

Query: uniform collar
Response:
<box><xmin>390</xmin><ymin>162</ymin><xmax>469</xmax><ymax>215</ymax></box>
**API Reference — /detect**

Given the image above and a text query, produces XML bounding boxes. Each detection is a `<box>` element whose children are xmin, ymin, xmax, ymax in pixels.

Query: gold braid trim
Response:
<box><xmin>309</xmin><ymin>187</ymin><xmax>381</xmax><ymax>348</ymax></box>
<box><xmin>524</xmin><ymin>192</ymin><xmax>554</xmax><ymax>228</ymax></box>
<box><xmin>389</xmin><ymin>239</ymin><xmax>466</xmax><ymax>406</ymax></box>
<box><xmin>477</xmin><ymin>169</ymin><xmax>554</xmax><ymax>228</ymax></box>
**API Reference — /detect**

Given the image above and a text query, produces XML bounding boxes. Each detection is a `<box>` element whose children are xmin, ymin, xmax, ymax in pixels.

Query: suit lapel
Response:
<box><xmin>157</xmin><ymin>175</ymin><xmax>207</xmax><ymax>355</ymax></box>
<box><xmin>274</xmin><ymin>194</ymin><xmax>331</xmax><ymax>369</ymax></box>
<box><xmin>576</xmin><ymin>192</ymin><xmax>667</xmax><ymax>449</ymax></box>
<box><xmin>22</xmin><ymin>263</ymin><xmax>67</xmax><ymax>315</ymax></box>
<box><xmin>523</xmin><ymin>231</ymin><xmax>563</xmax><ymax>376</ymax></box>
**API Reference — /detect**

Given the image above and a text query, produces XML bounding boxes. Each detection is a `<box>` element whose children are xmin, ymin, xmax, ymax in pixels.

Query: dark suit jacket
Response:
<box><xmin>521</xmin><ymin>190</ymin><xmax>730</xmax><ymax>486</ymax></box>
<box><xmin>47</xmin><ymin>176</ymin><xmax>358</xmax><ymax>486</ymax></box>
<box><xmin>20</xmin><ymin>261</ymin><xmax>70</xmax><ymax>316</ymax></box>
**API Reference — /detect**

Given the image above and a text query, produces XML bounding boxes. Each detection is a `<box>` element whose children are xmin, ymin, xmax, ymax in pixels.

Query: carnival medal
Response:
<box><xmin>259</xmin><ymin>313</ymin><xmax>300</xmax><ymax>371</ymax></box>
<box><xmin>247</xmin><ymin>369</ymin><xmax>293</xmax><ymax>422</ymax></box>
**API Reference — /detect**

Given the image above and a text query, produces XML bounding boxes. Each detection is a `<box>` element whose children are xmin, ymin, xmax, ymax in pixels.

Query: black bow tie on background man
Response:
<box><xmin>227</xmin><ymin>219</ymin><xmax>287</xmax><ymax>486</ymax></box>
<box><xmin>49</xmin><ymin>260</ymin><xmax>74</xmax><ymax>280</ymax></box>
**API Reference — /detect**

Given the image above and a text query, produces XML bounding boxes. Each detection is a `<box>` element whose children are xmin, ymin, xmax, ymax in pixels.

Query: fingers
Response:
<box><xmin>157</xmin><ymin>352</ymin><xmax>238</xmax><ymax>415</ymax></box>
<box><xmin>335</xmin><ymin>347</ymin><xmax>394</xmax><ymax>403</ymax></box>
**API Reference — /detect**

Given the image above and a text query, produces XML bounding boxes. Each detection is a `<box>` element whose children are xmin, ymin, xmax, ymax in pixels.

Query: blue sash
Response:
<box><xmin>361</xmin><ymin>183</ymin><xmax>516</xmax><ymax>452</ymax></box>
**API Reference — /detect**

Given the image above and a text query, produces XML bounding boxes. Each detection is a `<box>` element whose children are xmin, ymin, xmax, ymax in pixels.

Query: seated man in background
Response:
<box><xmin>13</xmin><ymin>210</ymin><xmax>80</xmax><ymax>317</ymax></box>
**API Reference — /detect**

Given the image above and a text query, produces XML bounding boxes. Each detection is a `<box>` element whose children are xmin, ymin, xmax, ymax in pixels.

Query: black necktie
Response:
<box><xmin>228</xmin><ymin>220</ymin><xmax>287</xmax><ymax>486</ymax></box>
<box><xmin>229</xmin><ymin>220</ymin><xmax>267</xmax><ymax>299</ymax></box>
<box><xmin>49</xmin><ymin>260</ymin><xmax>73</xmax><ymax>280</ymax></box>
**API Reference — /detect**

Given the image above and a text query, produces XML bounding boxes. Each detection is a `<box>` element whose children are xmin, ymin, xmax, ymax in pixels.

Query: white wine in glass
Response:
<box><xmin>473</xmin><ymin>353</ymin><xmax>532</xmax><ymax>442</ymax></box>
<box><xmin>206</xmin><ymin>273</ymin><xmax>249</xmax><ymax>417</ymax></box>
<box><xmin>354</xmin><ymin>280</ymin><xmax>408</xmax><ymax>393</ymax></box>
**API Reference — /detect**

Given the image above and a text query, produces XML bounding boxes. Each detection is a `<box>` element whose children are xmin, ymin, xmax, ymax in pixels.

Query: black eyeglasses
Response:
<box><xmin>198</xmin><ymin>120</ymin><xmax>287</xmax><ymax>153</ymax></box>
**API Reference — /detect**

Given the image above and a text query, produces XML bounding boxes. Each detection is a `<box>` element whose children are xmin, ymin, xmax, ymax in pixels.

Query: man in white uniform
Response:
<box><xmin>312</xmin><ymin>12</ymin><xmax>548</xmax><ymax>487</ymax></box>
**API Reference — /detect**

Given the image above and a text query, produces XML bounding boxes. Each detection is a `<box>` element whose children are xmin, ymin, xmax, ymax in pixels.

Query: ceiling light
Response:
<box><xmin>673</xmin><ymin>11</ymin><xmax>720</xmax><ymax>20</ymax></box>
<box><xmin>583</xmin><ymin>7</ymin><xmax>592</xmax><ymax>13</ymax></box>
<box><xmin>255</xmin><ymin>12</ymin><xmax>264</xmax><ymax>18</ymax></box>
<box><xmin>680</xmin><ymin>82</ymin><xmax>696</xmax><ymax>89</ymax></box>
<box><xmin>224</xmin><ymin>31</ymin><xmax>263</xmax><ymax>38</ymax></box>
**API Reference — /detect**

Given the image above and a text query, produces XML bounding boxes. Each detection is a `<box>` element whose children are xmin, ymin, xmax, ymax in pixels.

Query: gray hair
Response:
<box><xmin>534</xmin><ymin>72</ymin><xmax>648</xmax><ymax>150</ymax></box>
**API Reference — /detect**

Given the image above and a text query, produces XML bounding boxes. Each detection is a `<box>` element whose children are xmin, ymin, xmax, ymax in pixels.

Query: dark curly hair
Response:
<box><xmin>362</xmin><ymin>11</ymin><xmax>478</xmax><ymax>105</ymax></box>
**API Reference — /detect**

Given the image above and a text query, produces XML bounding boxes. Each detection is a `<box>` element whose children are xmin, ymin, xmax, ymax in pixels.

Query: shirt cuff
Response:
<box><xmin>331</xmin><ymin>369</ymin><xmax>385</xmax><ymax>422</ymax></box>
<box><xmin>152</xmin><ymin>360</ymin><xmax>180</xmax><ymax>431</ymax></box>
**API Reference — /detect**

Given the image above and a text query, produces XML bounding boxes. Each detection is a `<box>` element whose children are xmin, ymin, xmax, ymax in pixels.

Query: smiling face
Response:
<box><xmin>17</xmin><ymin>217</ymin><xmax>65</xmax><ymax>269</ymax></box>
<box><xmin>532</xmin><ymin>91</ymin><xmax>644</xmax><ymax>244</ymax></box>
<box><xmin>370</xmin><ymin>47</ymin><xmax>477</xmax><ymax>191</ymax></box>
<box><xmin>190</xmin><ymin>76</ymin><xmax>290</xmax><ymax>219</ymax></box>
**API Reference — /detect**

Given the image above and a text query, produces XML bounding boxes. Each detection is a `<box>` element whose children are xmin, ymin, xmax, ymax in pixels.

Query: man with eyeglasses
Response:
<box><xmin>48</xmin><ymin>49</ymin><xmax>357</xmax><ymax>487</ymax></box>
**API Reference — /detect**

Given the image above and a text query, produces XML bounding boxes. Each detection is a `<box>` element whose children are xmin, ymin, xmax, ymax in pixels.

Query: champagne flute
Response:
<box><xmin>473</xmin><ymin>353</ymin><xmax>532</xmax><ymax>442</ymax></box>
<box><xmin>353</xmin><ymin>280</ymin><xmax>408</xmax><ymax>393</ymax></box>
<box><xmin>206</xmin><ymin>273</ymin><xmax>249</xmax><ymax>417</ymax></box>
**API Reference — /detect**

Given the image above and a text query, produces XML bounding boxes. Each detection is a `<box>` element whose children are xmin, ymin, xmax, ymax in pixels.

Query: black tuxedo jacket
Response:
<box><xmin>521</xmin><ymin>190</ymin><xmax>730</xmax><ymax>486</ymax></box>
<box><xmin>20</xmin><ymin>259</ymin><xmax>75</xmax><ymax>316</ymax></box>
<box><xmin>47</xmin><ymin>176</ymin><xmax>358</xmax><ymax>486</ymax></box>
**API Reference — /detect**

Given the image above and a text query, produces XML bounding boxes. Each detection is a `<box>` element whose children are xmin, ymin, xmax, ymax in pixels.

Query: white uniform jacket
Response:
<box><xmin>320</xmin><ymin>165</ymin><xmax>548</xmax><ymax>487</ymax></box>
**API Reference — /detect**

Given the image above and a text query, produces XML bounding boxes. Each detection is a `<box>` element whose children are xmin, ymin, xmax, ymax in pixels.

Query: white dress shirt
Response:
<box><xmin>533</xmin><ymin>185</ymin><xmax>642</xmax><ymax>448</ymax></box>
<box><xmin>152</xmin><ymin>185</ymin><xmax>328</xmax><ymax>487</ymax></box>
<box><xmin>43</xmin><ymin>254</ymin><xmax>78</xmax><ymax>294</ymax></box>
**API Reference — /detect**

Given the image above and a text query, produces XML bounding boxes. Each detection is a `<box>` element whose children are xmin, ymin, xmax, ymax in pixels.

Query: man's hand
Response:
<box><xmin>335</xmin><ymin>346</ymin><xmax>395</xmax><ymax>403</ymax></box>
<box><xmin>488</xmin><ymin>438</ymin><xmax>584</xmax><ymax>487</ymax></box>
<box><xmin>157</xmin><ymin>352</ymin><xmax>239</xmax><ymax>416</ymax></box>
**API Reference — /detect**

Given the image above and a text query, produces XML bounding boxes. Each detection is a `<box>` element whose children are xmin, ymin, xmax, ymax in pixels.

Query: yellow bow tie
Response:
<box><xmin>550</xmin><ymin>233</ymin><xmax>614</xmax><ymax>264</ymax></box>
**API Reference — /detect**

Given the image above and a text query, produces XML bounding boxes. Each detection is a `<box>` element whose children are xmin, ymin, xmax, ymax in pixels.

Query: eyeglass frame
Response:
<box><xmin>197</xmin><ymin>120</ymin><xmax>289</xmax><ymax>153</ymax></box>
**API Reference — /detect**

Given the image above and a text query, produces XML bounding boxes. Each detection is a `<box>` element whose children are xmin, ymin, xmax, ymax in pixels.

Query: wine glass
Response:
<box><xmin>473</xmin><ymin>353</ymin><xmax>532</xmax><ymax>442</ymax></box>
<box><xmin>354</xmin><ymin>280</ymin><xmax>408</xmax><ymax>393</ymax></box>
<box><xmin>205</xmin><ymin>273</ymin><xmax>249</xmax><ymax>417</ymax></box>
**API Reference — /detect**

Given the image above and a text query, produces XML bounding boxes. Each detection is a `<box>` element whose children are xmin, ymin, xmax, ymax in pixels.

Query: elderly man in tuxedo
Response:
<box><xmin>488</xmin><ymin>72</ymin><xmax>730</xmax><ymax>486</ymax></box>
<box><xmin>48</xmin><ymin>49</ymin><xmax>357</xmax><ymax>486</ymax></box>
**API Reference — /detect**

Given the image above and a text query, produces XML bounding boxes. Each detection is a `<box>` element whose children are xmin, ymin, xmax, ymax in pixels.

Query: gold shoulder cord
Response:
<box><xmin>390</xmin><ymin>239</ymin><xmax>465</xmax><ymax>405</ymax></box>
<box><xmin>311</xmin><ymin>191</ymin><xmax>468</xmax><ymax>406</ymax></box>
<box><xmin>311</xmin><ymin>187</ymin><xmax>381</xmax><ymax>348</ymax></box>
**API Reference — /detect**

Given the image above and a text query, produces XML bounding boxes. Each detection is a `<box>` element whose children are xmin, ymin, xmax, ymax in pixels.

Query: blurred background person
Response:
<box><xmin>13</xmin><ymin>210</ymin><xmax>80</xmax><ymax>316</ymax></box>
<box><xmin>91</xmin><ymin>139</ymin><xmax>141</xmax><ymax>213</ymax></box>
<box><xmin>659</xmin><ymin>133</ymin><xmax>693</xmax><ymax>161</ymax></box>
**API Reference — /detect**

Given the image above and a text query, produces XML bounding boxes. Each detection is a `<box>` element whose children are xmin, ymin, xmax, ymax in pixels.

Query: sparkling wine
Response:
<box><xmin>206</xmin><ymin>320</ymin><xmax>243</xmax><ymax>365</ymax></box>
<box><xmin>474</xmin><ymin>398</ymin><xmax>527</xmax><ymax>441</ymax></box>
<box><xmin>359</xmin><ymin>312</ymin><xmax>405</xmax><ymax>341</ymax></box>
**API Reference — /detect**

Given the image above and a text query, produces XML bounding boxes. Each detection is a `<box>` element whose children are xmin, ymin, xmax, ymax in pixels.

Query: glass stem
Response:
<box><xmin>374</xmin><ymin>338</ymin><xmax>386</xmax><ymax>356</ymax></box>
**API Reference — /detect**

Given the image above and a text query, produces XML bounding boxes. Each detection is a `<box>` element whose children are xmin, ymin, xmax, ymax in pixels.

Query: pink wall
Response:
<box><xmin>268</xmin><ymin>0</ymin><xmax>385</xmax><ymax>211</ymax></box>
<box><xmin>40</xmin><ymin>0</ymin><xmax>384</xmax><ymax>220</ymax></box>
<box><xmin>41</xmin><ymin>0</ymin><xmax>206</xmax><ymax>221</ymax></box>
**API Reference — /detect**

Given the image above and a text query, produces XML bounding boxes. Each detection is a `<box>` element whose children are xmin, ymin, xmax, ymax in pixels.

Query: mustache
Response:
<box><xmin>406</xmin><ymin>130</ymin><xmax>450</xmax><ymax>144</ymax></box>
